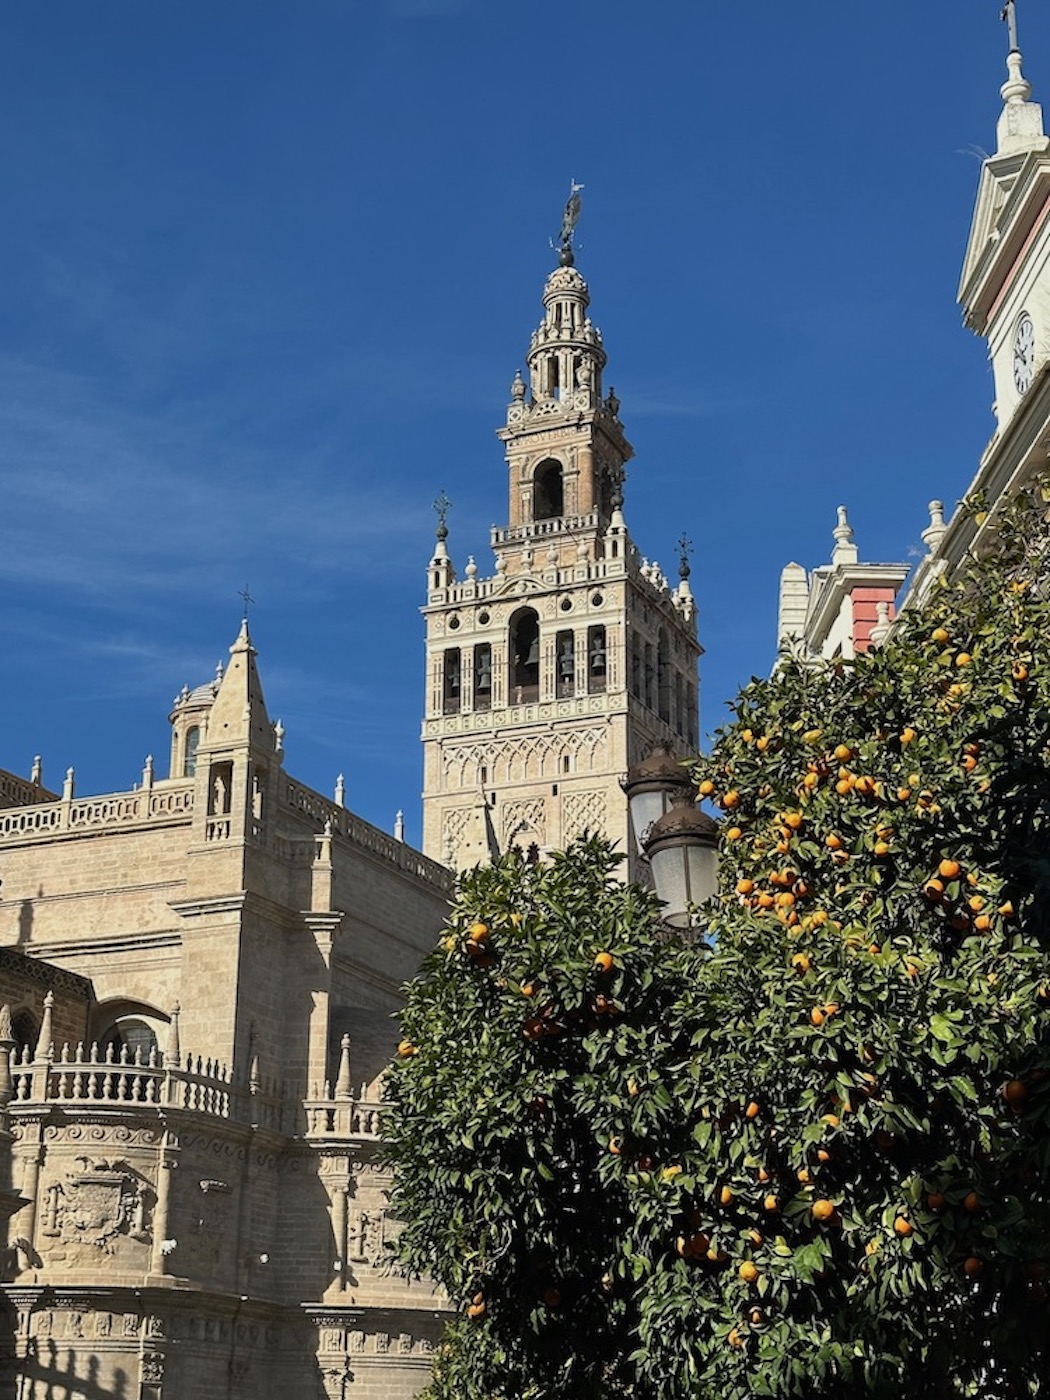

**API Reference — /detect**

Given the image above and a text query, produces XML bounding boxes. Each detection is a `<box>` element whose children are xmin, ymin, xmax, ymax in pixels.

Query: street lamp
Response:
<box><xmin>620</xmin><ymin>745</ymin><xmax>696</xmax><ymax>848</ymax></box>
<box><xmin>643</xmin><ymin>803</ymin><xmax>719</xmax><ymax>929</ymax></box>
<box><xmin>623</xmin><ymin>747</ymin><xmax>719</xmax><ymax>930</ymax></box>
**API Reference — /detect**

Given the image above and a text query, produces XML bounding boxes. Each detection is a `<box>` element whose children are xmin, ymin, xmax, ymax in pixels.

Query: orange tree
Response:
<box><xmin>386</xmin><ymin>482</ymin><xmax>1050</xmax><ymax>1399</ymax></box>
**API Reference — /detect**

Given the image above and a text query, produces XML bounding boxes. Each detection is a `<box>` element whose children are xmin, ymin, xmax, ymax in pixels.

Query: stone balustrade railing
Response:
<box><xmin>0</xmin><ymin>782</ymin><xmax>194</xmax><ymax>843</ymax></box>
<box><xmin>283</xmin><ymin>781</ymin><xmax>453</xmax><ymax>889</ymax></box>
<box><xmin>303</xmin><ymin>1095</ymin><xmax>384</xmax><ymax>1141</ymax></box>
<box><xmin>1</xmin><ymin>1042</ymin><xmax>286</xmax><ymax>1132</ymax></box>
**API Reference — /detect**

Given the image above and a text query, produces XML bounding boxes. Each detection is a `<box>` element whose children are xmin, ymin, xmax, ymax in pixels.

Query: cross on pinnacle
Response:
<box><xmin>433</xmin><ymin>490</ymin><xmax>451</xmax><ymax>542</ymax></box>
<box><xmin>677</xmin><ymin>534</ymin><xmax>694</xmax><ymax>581</ymax></box>
<box><xmin>1002</xmin><ymin>1</ymin><xmax>1020</xmax><ymax>53</ymax></box>
<box><xmin>238</xmin><ymin>584</ymin><xmax>255</xmax><ymax>620</ymax></box>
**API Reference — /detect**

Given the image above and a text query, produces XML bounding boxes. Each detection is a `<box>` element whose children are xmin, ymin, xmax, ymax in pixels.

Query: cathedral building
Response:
<box><xmin>0</xmin><ymin>622</ymin><xmax>452</xmax><ymax>1399</ymax></box>
<box><xmin>421</xmin><ymin>218</ymin><xmax>701</xmax><ymax>875</ymax></box>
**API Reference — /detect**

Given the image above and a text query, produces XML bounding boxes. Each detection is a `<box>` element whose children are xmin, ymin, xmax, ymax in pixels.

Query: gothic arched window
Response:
<box><xmin>556</xmin><ymin>630</ymin><xmax>575</xmax><ymax>696</ymax></box>
<box><xmin>442</xmin><ymin>648</ymin><xmax>462</xmax><ymax>715</ymax></box>
<box><xmin>184</xmin><ymin>726</ymin><xmax>201</xmax><ymax>777</ymax></box>
<box><xmin>510</xmin><ymin>609</ymin><xmax>540</xmax><ymax>704</ymax></box>
<box><xmin>533</xmin><ymin>460</ymin><xmax>564</xmax><ymax>522</ymax></box>
<box><xmin>657</xmin><ymin>630</ymin><xmax>671</xmax><ymax>723</ymax></box>
<box><xmin>587</xmin><ymin>625</ymin><xmax>607</xmax><ymax>695</ymax></box>
<box><xmin>102</xmin><ymin>1017</ymin><xmax>159</xmax><ymax>1065</ymax></box>
<box><xmin>473</xmin><ymin>644</ymin><xmax>492</xmax><ymax>712</ymax></box>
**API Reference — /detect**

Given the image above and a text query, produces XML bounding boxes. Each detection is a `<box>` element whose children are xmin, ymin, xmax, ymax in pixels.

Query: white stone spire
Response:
<box><xmin>996</xmin><ymin>5</ymin><xmax>1045</xmax><ymax>155</ymax></box>
<box><xmin>832</xmin><ymin>506</ymin><xmax>858</xmax><ymax>566</ymax></box>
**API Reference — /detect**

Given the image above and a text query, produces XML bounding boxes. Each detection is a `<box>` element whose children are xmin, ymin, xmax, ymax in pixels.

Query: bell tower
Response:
<box><xmin>421</xmin><ymin>192</ymin><xmax>701</xmax><ymax>874</ymax></box>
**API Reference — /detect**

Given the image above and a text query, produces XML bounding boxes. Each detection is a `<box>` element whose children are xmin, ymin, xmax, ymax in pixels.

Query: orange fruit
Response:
<box><xmin>726</xmin><ymin>826</ymin><xmax>743</xmax><ymax>841</ymax></box>
<box><xmin>963</xmin><ymin>1256</ymin><xmax>983</xmax><ymax>1278</ymax></box>
<box><xmin>938</xmin><ymin>857</ymin><xmax>961</xmax><ymax>879</ymax></box>
<box><xmin>469</xmin><ymin>921</ymin><xmax>490</xmax><ymax>942</ymax></box>
<box><xmin>698</xmin><ymin>779</ymin><xmax>716</xmax><ymax>796</ymax></box>
<box><xmin>897</xmin><ymin>786</ymin><xmax>912</xmax><ymax>802</ymax></box>
<box><xmin>723</xmin><ymin>791</ymin><xmax>741</xmax><ymax>809</ymax></box>
<box><xmin>893</xmin><ymin>1217</ymin><xmax>913</xmax><ymax>1238</ymax></box>
<box><xmin>728</xmin><ymin>1327</ymin><xmax>744</xmax><ymax>1349</ymax></box>
<box><xmin>810</xmin><ymin>1007</ymin><xmax>826</xmax><ymax>1027</ymax></box>
<box><xmin>720</xmin><ymin>1185</ymin><xmax>735</xmax><ymax>1206</ymax></box>
<box><xmin>826</xmin><ymin>833</ymin><xmax>844</xmax><ymax>851</ymax></box>
<box><xmin>874</xmin><ymin>840</ymin><xmax>891</xmax><ymax>858</ymax></box>
<box><xmin>834</xmin><ymin>744</ymin><xmax>853</xmax><ymax>762</ymax></box>
<box><xmin>924</xmin><ymin>879</ymin><xmax>945</xmax><ymax>901</ymax></box>
<box><xmin>608</xmin><ymin>1137</ymin><xmax>622</xmax><ymax>1155</ymax></box>
<box><xmin>745</xmin><ymin>1100</ymin><xmax>761</xmax><ymax>1120</ymax></box>
<box><xmin>594</xmin><ymin>951</ymin><xmax>616</xmax><ymax>973</ymax></box>
<box><xmin>956</xmin><ymin>652</ymin><xmax>972</xmax><ymax>668</ymax></box>
<box><xmin>999</xmin><ymin>900</ymin><xmax>1015</xmax><ymax>917</ymax></box>
<box><xmin>1013</xmin><ymin>663</ymin><xmax>1029</xmax><ymax>682</ymax></box>
<box><xmin>900</xmin><ymin>727</ymin><xmax>916</xmax><ymax>745</ymax></box>
<box><xmin>739</xmin><ymin>1261</ymin><xmax>759</xmax><ymax>1284</ymax></box>
<box><xmin>397</xmin><ymin>1040</ymin><xmax>417</xmax><ymax>1057</ymax></box>
<box><xmin>467</xmin><ymin>1300</ymin><xmax>487</xmax><ymax>1320</ymax></box>
<box><xmin>1004</xmin><ymin>1079</ymin><xmax>1028</xmax><ymax>1107</ymax></box>
<box><xmin>974</xmin><ymin>913</ymin><xmax>992</xmax><ymax>932</ymax></box>
<box><xmin>543</xmin><ymin>1288</ymin><xmax>561</xmax><ymax>1308</ymax></box>
<box><xmin>822</xmin><ymin>1113</ymin><xmax>840</xmax><ymax>1128</ymax></box>
<box><xmin>791</xmin><ymin>953</ymin><xmax>811</xmax><ymax>974</ymax></box>
<box><xmin>521</xmin><ymin>981</ymin><xmax>538</xmax><ymax>997</ymax></box>
<box><xmin>783</xmin><ymin>811</ymin><xmax>804</xmax><ymax>830</ymax></box>
<box><xmin>931</xmin><ymin>627</ymin><xmax>949</xmax><ymax>645</ymax></box>
<box><xmin>963</xmin><ymin>1192</ymin><xmax>981</xmax><ymax>1214</ymax></box>
<box><xmin>926</xmin><ymin>1192</ymin><xmax>946</xmax><ymax>1211</ymax></box>
<box><xmin>763</xmin><ymin>1194</ymin><xmax>779</xmax><ymax>1213</ymax></box>
<box><xmin>812</xmin><ymin>1199</ymin><xmax>836</xmax><ymax>1222</ymax></box>
<box><xmin>748</xmin><ymin>1229</ymin><xmax>763</xmax><ymax>1246</ymax></box>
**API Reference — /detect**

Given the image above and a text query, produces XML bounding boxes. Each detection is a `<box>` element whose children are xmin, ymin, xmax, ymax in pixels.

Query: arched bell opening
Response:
<box><xmin>509</xmin><ymin>608</ymin><xmax>541</xmax><ymax>704</ymax></box>
<box><xmin>533</xmin><ymin>459</ymin><xmax>565</xmax><ymax>522</ymax></box>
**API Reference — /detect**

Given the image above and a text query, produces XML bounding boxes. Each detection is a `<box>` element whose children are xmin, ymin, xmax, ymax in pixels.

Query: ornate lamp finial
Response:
<box><xmin>556</xmin><ymin>180</ymin><xmax>584</xmax><ymax>267</ymax></box>
<box><xmin>433</xmin><ymin>490</ymin><xmax>451</xmax><ymax>542</ymax></box>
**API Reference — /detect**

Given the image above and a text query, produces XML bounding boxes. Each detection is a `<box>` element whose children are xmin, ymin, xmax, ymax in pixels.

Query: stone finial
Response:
<box><xmin>35</xmin><ymin>991</ymin><xmax>54</xmax><ymax>1063</ymax></box>
<box><xmin>142</xmin><ymin>754</ymin><xmax>154</xmax><ymax>790</ymax></box>
<box><xmin>465</xmin><ymin>556</ymin><xmax>478</xmax><ymax>580</ymax></box>
<box><xmin>30</xmin><ymin>756</ymin><xmax>42</xmax><ymax>786</ymax></box>
<box><xmin>394</xmin><ymin>810</ymin><xmax>405</xmax><ymax>842</ymax></box>
<box><xmin>166</xmin><ymin>1002</ymin><xmax>181</xmax><ymax>1068</ymax></box>
<box><xmin>922</xmin><ymin>499</ymin><xmax>947</xmax><ymax>554</ymax></box>
<box><xmin>869</xmin><ymin>599</ymin><xmax>893</xmax><ymax>649</ymax></box>
<box><xmin>334</xmin><ymin>774</ymin><xmax>346</xmax><ymax>808</ymax></box>
<box><xmin>274</xmin><ymin>720</ymin><xmax>285</xmax><ymax>753</ymax></box>
<box><xmin>249</xmin><ymin>1053</ymin><xmax>261</xmax><ymax>1095</ymax></box>
<box><xmin>0</xmin><ymin>1006</ymin><xmax>12</xmax><ymax>1045</ymax></box>
<box><xmin>62</xmin><ymin>767</ymin><xmax>75</xmax><ymax>802</ymax></box>
<box><xmin>511</xmin><ymin>369</ymin><xmax>526</xmax><ymax>402</ymax></box>
<box><xmin>832</xmin><ymin>506</ymin><xmax>858</xmax><ymax>566</ymax></box>
<box><xmin>335</xmin><ymin>1035</ymin><xmax>352</xmax><ymax>1098</ymax></box>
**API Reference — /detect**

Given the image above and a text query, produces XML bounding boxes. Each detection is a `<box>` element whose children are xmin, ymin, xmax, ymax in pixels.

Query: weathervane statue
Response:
<box><xmin>557</xmin><ymin>180</ymin><xmax>584</xmax><ymax>266</ymax></box>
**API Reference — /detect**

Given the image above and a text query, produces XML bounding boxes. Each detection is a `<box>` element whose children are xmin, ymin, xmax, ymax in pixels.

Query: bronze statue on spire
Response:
<box><xmin>557</xmin><ymin>181</ymin><xmax>584</xmax><ymax>266</ymax></box>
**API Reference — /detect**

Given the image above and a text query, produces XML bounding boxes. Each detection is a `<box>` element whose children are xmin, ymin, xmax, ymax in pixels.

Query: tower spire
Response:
<box><xmin>1002</xmin><ymin>1</ymin><xmax>1019</xmax><ymax>55</ymax></box>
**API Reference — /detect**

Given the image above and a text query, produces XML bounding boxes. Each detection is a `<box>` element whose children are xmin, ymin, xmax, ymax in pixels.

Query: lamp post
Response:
<box><xmin>623</xmin><ymin>747</ymin><xmax>719</xmax><ymax>931</ymax></box>
<box><xmin>643</xmin><ymin>803</ymin><xmax>719</xmax><ymax>930</ymax></box>
<box><xmin>620</xmin><ymin>745</ymin><xmax>696</xmax><ymax>848</ymax></box>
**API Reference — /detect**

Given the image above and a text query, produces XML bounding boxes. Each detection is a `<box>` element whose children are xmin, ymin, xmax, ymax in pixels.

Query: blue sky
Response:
<box><xmin>0</xmin><ymin>1</ymin><xmax>1040</xmax><ymax>846</ymax></box>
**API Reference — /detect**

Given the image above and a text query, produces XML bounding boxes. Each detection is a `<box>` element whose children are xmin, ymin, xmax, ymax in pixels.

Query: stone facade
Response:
<box><xmin>421</xmin><ymin>243</ymin><xmax>701</xmax><ymax>876</ymax></box>
<box><xmin>0</xmin><ymin>622</ymin><xmax>453</xmax><ymax>1398</ymax></box>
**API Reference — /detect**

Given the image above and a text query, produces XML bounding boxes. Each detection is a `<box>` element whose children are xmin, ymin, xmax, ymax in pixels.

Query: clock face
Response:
<box><xmin>1014</xmin><ymin>313</ymin><xmax>1035</xmax><ymax>395</ymax></box>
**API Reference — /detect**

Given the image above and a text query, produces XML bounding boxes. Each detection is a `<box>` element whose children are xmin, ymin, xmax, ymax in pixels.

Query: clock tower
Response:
<box><xmin>914</xmin><ymin>8</ymin><xmax>1050</xmax><ymax>587</ymax></box>
<box><xmin>420</xmin><ymin>201</ymin><xmax>701</xmax><ymax>874</ymax></box>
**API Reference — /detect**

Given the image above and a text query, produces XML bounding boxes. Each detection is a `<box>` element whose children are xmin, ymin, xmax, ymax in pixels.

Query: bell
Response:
<box><xmin>476</xmin><ymin>659</ymin><xmax>492</xmax><ymax>690</ymax></box>
<box><xmin>558</xmin><ymin>640</ymin><xmax>575</xmax><ymax>680</ymax></box>
<box><xmin>589</xmin><ymin>640</ymin><xmax>607</xmax><ymax>673</ymax></box>
<box><xmin>524</xmin><ymin>637</ymin><xmax>540</xmax><ymax>668</ymax></box>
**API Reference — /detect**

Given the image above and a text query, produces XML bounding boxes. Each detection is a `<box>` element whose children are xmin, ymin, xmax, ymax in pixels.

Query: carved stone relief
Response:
<box><xmin>38</xmin><ymin>1157</ymin><xmax>153</xmax><ymax>1264</ymax></box>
